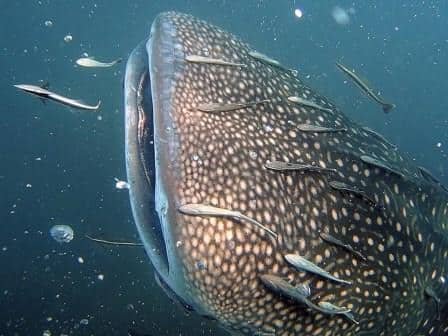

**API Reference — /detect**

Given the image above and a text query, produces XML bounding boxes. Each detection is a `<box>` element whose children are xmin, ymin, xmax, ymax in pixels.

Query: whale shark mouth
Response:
<box><xmin>124</xmin><ymin>13</ymin><xmax>200</xmax><ymax>314</ymax></box>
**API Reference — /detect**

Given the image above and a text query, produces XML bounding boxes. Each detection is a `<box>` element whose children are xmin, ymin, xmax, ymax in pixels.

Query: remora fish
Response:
<box><xmin>336</xmin><ymin>61</ymin><xmax>396</xmax><ymax>113</ymax></box>
<box><xmin>76</xmin><ymin>57</ymin><xmax>122</xmax><ymax>68</ymax></box>
<box><xmin>14</xmin><ymin>84</ymin><xmax>101</xmax><ymax>111</ymax></box>
<box><xmin>124</xmin><ymin>12</ymin><xmax>448</xmax><ymax>336</ymax></box>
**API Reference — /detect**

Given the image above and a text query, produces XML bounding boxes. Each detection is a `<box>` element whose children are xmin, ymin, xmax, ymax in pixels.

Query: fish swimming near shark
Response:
<box><xmin>76</xmin><ymin>56</ymin><xmax>122</xmax><ymax>68</ymax></box>
<box><xmin>124</xmin><ymin>12</ymin><xmax>448</xmax><ymax>336</ymax></box>
<box><xmin>14</xmin><ymin>84</ymin><xmax>101</xmax><ymax>111</ymax></box>
<box><xmin>336</xmin><ymin>61</ymin><xmax>396</xmax><ymax>113</ymax></box>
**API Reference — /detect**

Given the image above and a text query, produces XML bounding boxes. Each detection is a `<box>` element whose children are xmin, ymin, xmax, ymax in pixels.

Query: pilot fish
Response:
<box><xmin>76</xmin><ymin>56</ymin><xmax>122</xmax><ymax>68</ymax></box>
<box><xmin>124</xmin><ymin>12</ymin><xmax>448</xmax><ymax>336</ymax></box>
<box><xmin>14</xmin><ymin>84</ymin><xmax>101</xmax><ymax>111</ymax></box>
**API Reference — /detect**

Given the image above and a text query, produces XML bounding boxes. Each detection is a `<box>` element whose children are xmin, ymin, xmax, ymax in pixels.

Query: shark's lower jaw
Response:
<box><xmin>124</xmin><ymin>11</ymin><xmax>448</xmax><ymax>336</ymax></box>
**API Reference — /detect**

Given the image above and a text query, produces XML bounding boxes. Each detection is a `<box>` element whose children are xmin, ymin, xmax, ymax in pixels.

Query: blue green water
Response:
<box><xmin>1</xmin><ymin>1</ymin><xmax>448</xmax><ymax>335</ymax></box>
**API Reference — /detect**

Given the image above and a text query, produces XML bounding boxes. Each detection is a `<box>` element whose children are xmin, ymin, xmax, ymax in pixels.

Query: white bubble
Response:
<box><xmin>77</xmin><ymin>257</ymin><xmax>84</xmax><ymax>264</ymax></box>
<box><xmin>332</xmin><ymin>6</ymin><xmax>350</xmax><ymax>25</ymax></box>
<box><xmin>294</xmin><ymin>8</ymin><xmax>303</xmax><ymax>18</ymax></box>
<box><xmin>63</xmin><ymin>34</ymin><xmax>73</xmax><ymax>43</ymax></box>
<box><xmin>437</xmin><ymin>142</ymin><xmax>442</xmax><ymax>148</ymax></box>
<box><xmin>80</xmin><ymin>318</ymin><xmax>89</xmax><ymax>325</ymax></box>
<box><xmin>97</xmin><ymin>274</ymin><xmax>104</xmax><ymax>280</ymax></box>
<box><xmin>44</xmin><ymin>20</ymin><xmax>53</xmax><ymax>27</ymax></box>
<box><xmin>26</xmin><ymin>184</ymin><xmax>32</xmax><ymax>188</ymax></box>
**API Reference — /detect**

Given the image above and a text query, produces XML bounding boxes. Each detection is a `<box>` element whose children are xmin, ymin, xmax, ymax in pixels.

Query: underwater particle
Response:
<box><xmin>46</xmin><ymin>316</ymin><xmax>53</xmax><ymax>322</ymax></box>
<box><xmin>332</xmin><ymin>6</ymin><xmax>350</xmax><ymax>25</ymax></box>
<box><xmin>49</xmin><ymin>224</ymin><xmax>74</xmax><ymax>243</ymax></box>
<box><xmin>42</xmin><ymin>330</ymin><xmax>51</xmax><ymax>336</ymax></box>
<box><xmin>114</xmin><ymin>178</ymin><xmax>130</xmax><ymax>190</ymax></box>
<box><xmin>2</xmin><ymin>246</ymin><xmax>7</xmax><ymax>251</ymax></box>
<box><xmin>97</xmin><ymin>274</ymin><xmax>104</xmax><ymax>280</ymax></box>
<box><xmin>77</xmin><ymin>256</ymin><xmax>84</xmax><ymax>264</ymax></box>
<box><xmin>26</xmin><ymin>184</ymin><xmax>32</xmax><ymax>188</ymax></box>
<box><xmin>294</xmin><ymin>8</ymin><xmax>303</xmax><ymax>18</ymax></box>
<box><xmin>63</xmin><ymin>34</ymin><xmax>73</xmax><ymax>43</ymax></box>
<box><xmin>176</xmin><ymin>240</ymin><xmax>182</xmax><ymax>248</ymax></box>
<box><xmin>436</xmin><ymin>142</ymin><xmax>442</xmax><ymax>148</ymax></box>
<box><xmin>97</xmin><ymin>115</ymin><xmax>102</xmax><ymax>121</ymax></box>
<box><xmin>80</xmin><ymin>318</ymin><xmax>89</xmax><ymax>325</ymax></box>
<box><xmin>44</xmin><ymin>20</ymin><xmax>53</xmax><ymax>27</ymax></box>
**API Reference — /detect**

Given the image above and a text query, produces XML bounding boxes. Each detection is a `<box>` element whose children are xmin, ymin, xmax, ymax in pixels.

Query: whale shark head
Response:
<box><xmin>124</xmin><ymin>11</ymin><xmax>448</xmax><ymax>335</ymax></box>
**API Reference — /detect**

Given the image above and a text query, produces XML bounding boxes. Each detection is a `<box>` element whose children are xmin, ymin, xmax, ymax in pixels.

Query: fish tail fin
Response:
<box><xmin>382</xmin><ymin>103</ymin><xmax>395</xmax><ymax>113</ymax></box>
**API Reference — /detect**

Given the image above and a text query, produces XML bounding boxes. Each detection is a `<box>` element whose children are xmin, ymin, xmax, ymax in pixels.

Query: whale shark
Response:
<box><xmin>124</xmin><ymin>11</ymin><xmax>448</xmax><ymax>336</ymax></box>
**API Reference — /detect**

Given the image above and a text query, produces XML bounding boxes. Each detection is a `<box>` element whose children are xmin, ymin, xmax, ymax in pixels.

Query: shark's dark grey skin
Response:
<box><xmin>124</xmin><ymin>12</ymin><xmax>448</xmax><ymax>336</ymax></box>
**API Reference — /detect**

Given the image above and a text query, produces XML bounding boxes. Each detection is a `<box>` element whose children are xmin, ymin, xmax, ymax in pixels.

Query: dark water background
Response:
<box><xmin>1</xmin><ymin>1</ymin><xmax>447</xmax><ymax>335</ymax></box>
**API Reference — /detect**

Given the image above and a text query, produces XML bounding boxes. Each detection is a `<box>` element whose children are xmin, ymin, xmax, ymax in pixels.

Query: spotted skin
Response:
<box><xmin>127</xmin><ymin>12</ymin><xmax>448</xmax><ymax>336</ymax></box>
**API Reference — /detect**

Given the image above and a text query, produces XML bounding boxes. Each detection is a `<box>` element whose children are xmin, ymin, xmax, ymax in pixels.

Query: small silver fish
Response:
<box><xmin>197</xmin><ymin>99</ymin><xmax>270</xmax><ymax>113</ymax></box>
<box><xmin>318</xmin><ymin>301</ymin><xmax>359</xmax><ymax>324</ymax></box>
<box><xmin>249</xmin><ymin>50</ymin><xmax>283</xmax><ymax>68</ymax></box>
<box><xmin>14</xmin><ymin>84</ymin><xmax>101</xmax><ymax>111</ymax></box>
<box><xmin>178</xmin><ymin>204</ymin><xmax>277</xmax><ymax>238</ymax></box>
<box><xmin>260</xmin><ymin>275</ymin><xmax>357</xmax><ymax>322</ymax></box>
<box><xmin>361</xmin><ymin>126</ymin><xmax>397</xmax><ymax>149</ymax></box>
<box><xmin>265</xmin><ymin>160</ymin><xmax>336</xmax><ymax>174</ymax></box>
<box><xmin>328</xmin><ymin>180</ymin><xmax>379</xmax><ymax>208</ymax></box>
<box><xmin>296</xmin><ymin>123</ymin><xmax>347</xmax><ymax>133</ymax></box>
<box><xmin>76</xmin><ymin>57</ymin><xmax>122</xmax><ymax>68</ymax></box>
<box><xmin>336</xmin><ymin>62</ymin><xmax>395</xmax><ymax>113</ymax></box>
<box><xmin>287</xmin><ymin>96</ymin><xmax>333</xmax><ymax>113</ymax></box>
<box><xmin>319</xmin><ymin>232</ymin><xmax>367</xmax><ymax>261</ymax></box>
<box><xmin>284</xmin><ymin>254</ymin><xmax>352</xmax><ymax>285</ymax></box>
<box><xmin>259</xmin><ymin>274</ymin><xmax>310</xmax><ymax>305</ymax></box>
<box><xmin>185</xmin><ymin>55</ymin><xmax>246</xmax><ymax>67</ymax></box>
<box><xmin>360</xmin><ymin>155</ymin><xmax>403</xmax><ymax>177</ymax></box>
